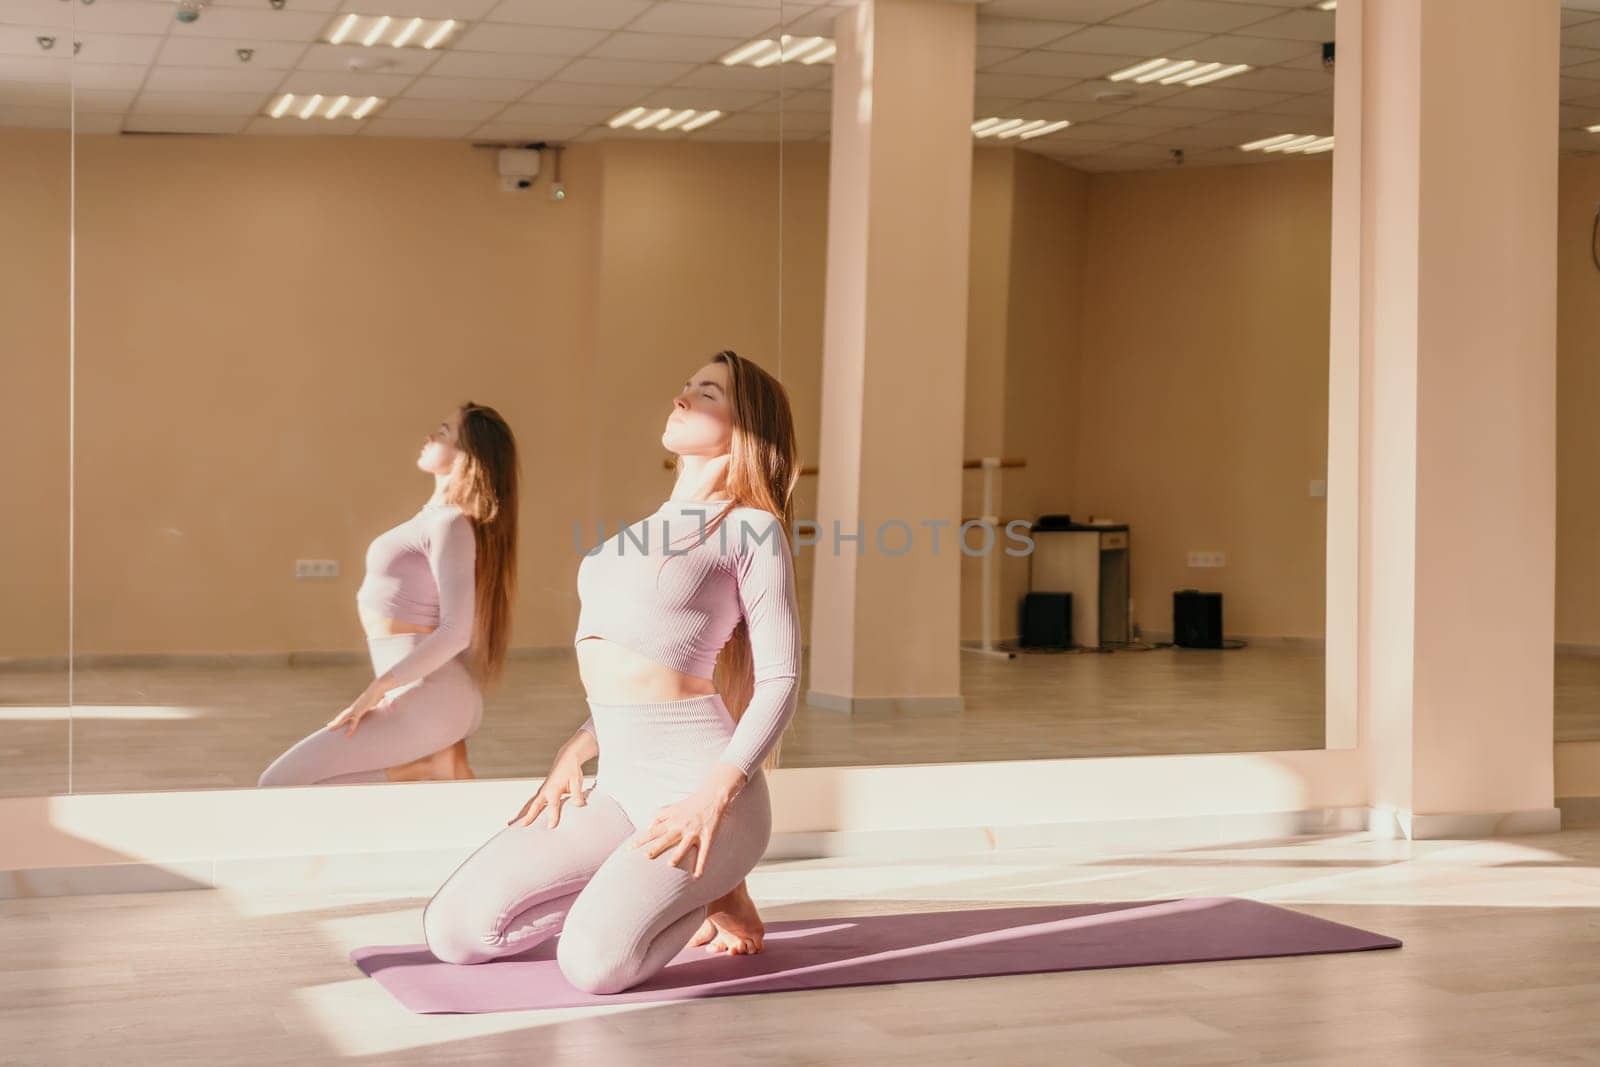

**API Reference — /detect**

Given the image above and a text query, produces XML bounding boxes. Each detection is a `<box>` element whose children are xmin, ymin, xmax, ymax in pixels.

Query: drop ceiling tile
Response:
<box><xmin>243</xmin><ymin>115</ymin><xmax>358</xmax><ymax>135</ymax></box>
<box><xmin>0</xmin><ymin>2</ymin><xmax>74</xmax><ymax>31</ymax></box>
<box><xmin>1562</xmin><ymin>46</ymin><xmax>1600</xmax><ymax>66</ymax></box>
<box><xmin>586</xmin><ymin>31</ymin><xmax>747</xmax><ymax>64</ymax></box>
<box><xmin>1197</xmin><ymin>109</ymin><xmax>1327</xmax><ymax>134</ymax></box>
<box><xmin>1033</xmin><ymin>100</ymin><xmax>1133</xmax><ymax>123</ymax></box>
<box><xmin>131</xmin><ymin>90</ymin><xmax>271</xmax><ymax>115</ymax></box>
<box><xmin>1222</xmin><ymin>66</ymin><xmax>1332</xmax><ymax>94</ymax></box>
<box><xmin>1108</xmin><ymin>0</ymin><xmax>1292</xmax><ymax>34</ymax></box>
<box><xmin>486</xmin><ymin>0</ymin><xmax>654</xmax><ymax>31</ymax></box>
<box><xmin>0</xmin><ymin>80</ymin><xmax>65</xmax><ymax>107</ymax></box>
<box><xmin>158</xmin><ymin>37</ymin><xmax>307</xmax><ymax>69</ymax></box>
<box><xmin>161</xmin><ymin>8</ymin><xmax>331</xmax><ymax>42</ymax></box>
<box><xmin>279</xmin><ymin>70</ymin><xmax>415</xmax><ymax>95</ymax></box>
<box><xmin>1162</xmin><ymin>32</ymin><xmax>1318</xmax><ymax>66</ymax></box>
<box><xmin>0</xmin><ymin>104</ymin><xmax>63</xmax><ymax>127</ymax></box>
<box><xmin>453</xmin><ymin>22</ymin><xmax>610</xmax><ymax>55</ymax></box>
<box><xmin>640</xmin><ymin>85</ymin><xmax>775</xmax><ymax>109</ymax></box>
<box><xmin>671</xmin><ymin>63</ymin><xmax>807</xmax><ymax>91</ymax></box>
<box><xmin>975</xmin><ymin>72</ymin><xmax>1078</xmax><ymax>99</ymax></box>
<box><xmin>776</xmin><ymin>6</ymin><xmax>849</xmax><ymax>37</ymax></box>
<box><xmin>73</xmin><ymin>112</ymin><xmax>125</xmax><ymax>133</ymax></box>
<box><xmin>1046</xmin><ymin>25</ymin><xmax>1212</xmax><ymax>56</ymax></box>
<box><xmin>380</xmin><ymin>96</ymin><xmax>505</xmax><ymax>120</ymax></box>
<box><xmin>0</xmin><ymin>27</ymin><xmax>59</xmax><ymax>59</ymax></box>
<box><xmin>76</xmin><ymin>87</ymin><xmax>136</xmax><ymax>114</ymax></box>
<box><xmin>1567</xmin><ymin>58</ymin><xmax>1600</xmax><ymax>80</ymax></box>
<box><xmin>0</xmin><ymin>55</ymin><xmax>69</xmax><ymax>84</ymax></box>
<box><xmin>358</xmin><ymin>116</ymin><xmax>483</xmax><ymax>136</ymax></box>
<box><xmin>1563</xmin><ymin>9</ymin><xmax>1600</xmax><ymax>29</ymax></box>
<box><xmin>217</xmin><ymin>0</ymin><xmax>341</xmax><ymax>9</ymax></box>
<box><xmin>1165</xmin><ymin>84</ymin><xmax>1293</xmax><ymax>110</ymax></box>
<box><xmin>975</xmin><ymin>46</ymin><xmax>1025</xmax><ymax>70</ymax></box>
<box><xmin>471</xmin><ymin>121</ymin><xmax>589</xmax><ymax>140</ymax></box>
<box><xmin>68</xmin><ymin>63</ymin><xmax>147</xmax><ymax>91</ymax></box>
<box><xmin>976</xmin><ymin>18</ymin><xmax>1083</xmax><ymax>49</ymax></box>
<box><xmin>294</xmin><ymin>42</ymin><xmax>441</xmax><ymax>75</ymax></box>
<box><xmin>1560</xmin><ymin>103</ymin><xmax>1600</xmax><ymax>126</ymax></box>
<box><xmin>626</xmin><ymin>3</ymin><xmax>784</xmax><ymax>38</ymax></box>
<box><xmin>1151</xmin><ymin>125</ymin><xmax>1265</xmax><ymax>148</ymax></box>
<box><xmin>404</xmin><ymin>75</ymin><xmax>538</xmax><ymax>100</ymax></box>
<box><xmin>1051</xmin><ymin>121</ymin><xmax>1155</xmax><ymax>143</ymax></box>
<box><xmin>1562</xmin><ymin>75</ymin><xmax>1600</xmax><ymax>100</ymax></box>
<box><xmin>142</xmin><ymin>65</ymin><xmax>286</xmax><ymax>94</ymax></box>
<box><xmin>1559</xmin><ymin>127</ymin><xmax>1600</xmax><ymax>150</ymax></box>
<box><xmin>981</xmin><ymin>0</ymin><xmax>1146</xmax><ymax>19</ymax></box>
<box><xmin>1230</xmin><ymin>10</ymin><xmax>1336</xmax><ymax>42</ymax></box>
<box><xmin>1258</xmin><ymin>91</ymin><xmax>1332</xmax><ymax>117</ymax></box>
<box><xmin>1048</xmin><ymin>78</ymin><xmax>1187</xmax><ymax>105</ymax></box>
<box><xmin>124</xmin><ymin>114</ymin><xmax>250</xmax><ymax>134</ymax></box>
<box><xmin>71</xmin><ymin>33</ymin><xmax>162</xmax><ymax>66</ymax></box>
<box><xmin>75</xmin><ymin>1</ymin><xmax>182</xmax><ymax>35</ymax></box>
<box><xmin>524</xmin><ymin>81</ymin><xmax>655</xmax><ymax>105</ymax></box>
<box><xmin>989</xmin><ymin>50</ymin><xmax>1144</xmax><ymax>79</ymax></box>
<box><xmin>553</xmin><ymin>57</ymin><xmax>696</xmax><ymax>86</ymax></box>
<box><xmin>335</xmin><ymin>0</ymin><xmax>497</xmax><ymax>15</ymax></box>
<box><xmin>424</xmin><ymin>50</ymin><xmax>566</xmax><ymax>79</ymax></box>
<box><xmin>494</xmin><ymin>101</ymin><xmax>619</xmax><ymax>124</ymax></box>
<box><xmin>1107</xmin><ymin>104</ymin><xmax>1234</xmax><ymax>128</ymax></box>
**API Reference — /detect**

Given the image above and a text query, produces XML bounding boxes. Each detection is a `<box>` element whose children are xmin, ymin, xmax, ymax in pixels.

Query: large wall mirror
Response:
<box><xmin>1555</xmin><ymin>2</ymin><xmax>1600</xmax><ymax>744</ymax></box>
<box><xmin>24</xmin><ymin>0</ymin><xmax>1388</xmax><ymax>796</ymax></box>
<box><xmin>1</xmin><ymin>0</ymin><xmax>72</xmax><ymax>797</ymax></box>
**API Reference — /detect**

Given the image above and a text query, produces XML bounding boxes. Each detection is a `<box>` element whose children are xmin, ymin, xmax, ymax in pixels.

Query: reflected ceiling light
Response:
<box><xmin>268</xmin><ymin>93</ymin><xmax>384</xmax><ymax>120</ymax></box>
<box><xmin>320</xmin><ymin>12</ymin><xmax>460</xmax><ymax>49</ymax></box>
<box><xmin>1109</xmin><ymin>57</ymin><xmax>1250</xmax><ymax>87</ymax></box>
<box><xmin>1240</xmin><ymin>132</ymin><xmax>1333</xmax><ymax>153</ymax></box>
<box><xmin>1588</xmin><ymin>123</ymin><xmax>1600</xmax><ymax>133</ymax></box>
<box><xmin>719</xmin><ymin>34</ymin><xmax>836</xmax><ymax>67</ymax></box>
<box><xmin>1316</xmin><ymin>1</ymin><xmax>1337</xmax><ymax>10</ymax></box>
<box><xmin>972</xmin><ymin>116</ymin><xmax>1071</xmax><ymax>140</ymax></box>
<box><xmin>605</xmin><ymin>106</ymin><xmax>724</xmax><ymax>133</ymax></box>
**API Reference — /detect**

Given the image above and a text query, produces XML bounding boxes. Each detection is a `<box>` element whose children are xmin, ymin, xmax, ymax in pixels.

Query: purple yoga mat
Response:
<box><xmin>351</xmin><ymin>897</ymin><xmax>1401</xmax><ymax>1013</ymax></box>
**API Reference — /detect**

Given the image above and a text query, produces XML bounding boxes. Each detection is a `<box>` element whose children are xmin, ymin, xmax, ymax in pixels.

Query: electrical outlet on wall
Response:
<box><xmin>1310</xmin><ymin>479</ymin><xmax>1327</xmax><ymax>498</ymax></box>
<box><xmin>295</xmin><ymin>559</ymin><xmax>339</xmax><ymax>579</ymax></box>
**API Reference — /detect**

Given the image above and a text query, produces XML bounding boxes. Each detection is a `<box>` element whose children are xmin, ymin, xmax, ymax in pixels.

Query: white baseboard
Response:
<box><xmin>0</xmin><ymin>804</ymin><xmax>1366</xmax><ymax>901</ymax></box>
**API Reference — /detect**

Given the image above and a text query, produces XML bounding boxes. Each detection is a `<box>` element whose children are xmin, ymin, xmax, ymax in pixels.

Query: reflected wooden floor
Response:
<box><xmin>0</xmin><ymin>645</ymin><xmax>1595</xmax><ymax>796</ymax></box>
<box><xmin>3</xmin><ymin>822</ymin><xmax>1599</xmax><ymax>1064</ymax></box>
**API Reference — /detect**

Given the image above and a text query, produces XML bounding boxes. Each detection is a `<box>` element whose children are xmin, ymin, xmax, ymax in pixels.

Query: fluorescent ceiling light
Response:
<box><xmin>1109</xmin><ymin>57</ymin><xmax>1250</xmax><ymax>88</ymax></box>
<box><xmin>320</xmin><ymin>12</ymin><xmax>460</xmax><ymax>49</ymax></box>
<box><xmin>720</xmin><ymin>34</ymin><xmax>836</xmax><ymax>67</ymax></box>
<box><xmin>269</xmin><ymin>93</ymin><xmax>383</xmax><ymax>121</ymax></box>
<box><xmin>972</xmin><ymin>116</ymin><xmax>1071</xmax><ymax>140</ymax></box>
<box><xmin>1317</xmin><ymin>1</ymin><xmax>1337</xmax><ymax>10</ymax></box>
<box><xmin>604</xmin><ymin>107</ymin><xmax>725</xmax><ymax>133</ymax></box>
<box><xmin>1240</xmin><ymin>132</ymin><xmax>1333</xmax><ymax>154</ymax></box>
<box><xmin>1587</xmin><ymin>123</ymin><xmax>1600</xmax><ymax>133</ymax></box>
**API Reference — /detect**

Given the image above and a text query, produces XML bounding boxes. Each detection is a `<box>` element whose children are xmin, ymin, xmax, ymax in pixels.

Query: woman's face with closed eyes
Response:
<box><xmin>418</xmin><ymin>412</ymin><xmax>461</xmax><ymax>475</ymax></box>
<box><xmin>662</xmin><ymin>361</ymin><xmax>732</xmax><ymax>456</ymax></box>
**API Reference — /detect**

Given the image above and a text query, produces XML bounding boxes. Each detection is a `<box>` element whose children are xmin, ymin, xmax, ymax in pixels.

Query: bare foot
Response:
<box><xmin>386</xmin><ymin>739</ymin><xmax>474</xmax><ymax>782</ymax></box>
<box><xmin>688</xmin><ymin>880</ymin><xmax>764</xmax><ymax>956</ymax></box>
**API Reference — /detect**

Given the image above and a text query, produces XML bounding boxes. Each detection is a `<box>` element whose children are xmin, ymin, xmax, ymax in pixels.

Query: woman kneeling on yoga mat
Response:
<box><xmin>422</xmin><ymin>350</ymin><xmax>802</xmax><ymax>996</ymax></box>
<box><xmin>258</xmin><ymin>401</ymin><xmax>520</xmax><ymax>787</ymax></box>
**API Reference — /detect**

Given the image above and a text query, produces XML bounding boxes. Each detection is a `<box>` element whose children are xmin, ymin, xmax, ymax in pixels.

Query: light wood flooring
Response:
<box><xmin>3</xmin><ymin>822</ymin><xmax>1600</xmax><ymax>1064</ymax></box>
<box><xmin>3</xmin><ymin>645</ymin><xmax>1598</xmax><ymax>797</ymax></box>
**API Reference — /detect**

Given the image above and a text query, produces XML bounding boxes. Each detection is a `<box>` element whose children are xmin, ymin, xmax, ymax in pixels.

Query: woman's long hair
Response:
<box><xmin>661</xmin><ymin>351</ymin><xmax>800</xmax><ymax>774</ymax></box>
<box><xmin>443</xmin><ymin>401</ymin><xmax>519</xmax><ymax>689</ymax></box>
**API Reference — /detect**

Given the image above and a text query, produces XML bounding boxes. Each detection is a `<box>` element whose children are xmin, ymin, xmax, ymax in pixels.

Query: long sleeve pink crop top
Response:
<box><xmin>355</xmin><ymin>502</ymin><xmax>477</xmax><ymax>688</ymax></box>
<box><xmin>573</xmin><ymin>498</ymin><xmax>802</xmax><ymax>780</ymax></box>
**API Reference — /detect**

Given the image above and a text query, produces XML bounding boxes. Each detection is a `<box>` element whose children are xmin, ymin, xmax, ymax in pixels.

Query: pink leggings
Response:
<box><xmin>421</xmin><ymin>692</ymin><xmax>773</xmax><ymax>995</ymax></box>
<box><xmin>258</xmin><ymin>633</ymin><xmax>483</xmax><ymax>787</ymax></box>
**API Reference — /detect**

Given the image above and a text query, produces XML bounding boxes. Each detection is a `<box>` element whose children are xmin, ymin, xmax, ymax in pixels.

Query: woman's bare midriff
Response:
<box><xmin>360</xmin><ymin>612</ymin><xmax>437</xmax><ymax>639</ymax></box>
<box><xmin>575</xmin><ymin>636</ymin><xmax>717</xmax><ymax>704</ymax></box>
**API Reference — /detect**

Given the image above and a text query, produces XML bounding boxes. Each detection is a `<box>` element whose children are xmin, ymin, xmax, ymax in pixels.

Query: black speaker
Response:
<box><xmin>1020</xmin><ymin>592</ymin><xmax>1071</xmax><ymax>649</ymax></box>
<box><xmin>1173</xmin><ymin>590</ymin><xmax>1223</xmax><ymax>648</ymax></box>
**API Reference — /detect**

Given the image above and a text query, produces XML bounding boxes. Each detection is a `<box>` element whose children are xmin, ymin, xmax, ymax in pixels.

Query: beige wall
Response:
<box><xmin>1</xmin><ymin>130</ymin><xmax>70</xmax><ymax>664</ymax></box>
<box><xmin>8</xmin><ymin>126</ymin><xmax>1599</xmax><ymax>657</ymax></box>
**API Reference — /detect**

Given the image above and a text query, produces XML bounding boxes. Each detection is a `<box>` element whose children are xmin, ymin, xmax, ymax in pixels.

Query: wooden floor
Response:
<box><xmin>4</xmin><ymin>645</ymin><xmax>1599</xmax><ymax>796</ymax></box>
<box><xmin>4</xmin><ymin>822</ymin><xmax>1600</xmax><ymax>1064</ymax></box>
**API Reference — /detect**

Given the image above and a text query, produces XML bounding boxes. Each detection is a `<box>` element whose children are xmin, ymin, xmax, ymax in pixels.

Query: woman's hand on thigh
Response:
<box><xmin>508</xmin><ymin>746</ymin><xmax>589</xmax><ymax>828</ymax></box>
<box><xmin>629</xmin><ymin>775</ymin><xmax>741</xmax><ymax>879</ymax></box>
